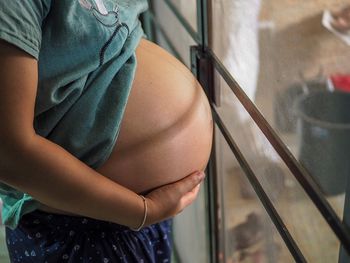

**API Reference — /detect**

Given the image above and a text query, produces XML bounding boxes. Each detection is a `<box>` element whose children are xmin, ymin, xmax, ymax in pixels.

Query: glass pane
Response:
<box><xmin>214</xmin><ymin>71</ymin><xmax>347</xmax><ymax>262</ymax></box>
<box><xmin>172</xmin><ymin>186</ymin><xmax>210</xmax><ymax>263</ymax></box>
<box><xmin>211</xmin><ymin>0</ymin><xmax>261</xmax><ymax>102</ymax></box>
<box><xmin>215</xmin><ymin>125</ymin><xmax>294</xmax><ymax>263</ymax></box>
<box><xmin>152</xmin><ymin>0</ymin><xmax>196</xmax><ymax>67</ymax></box>
<box><xmin>210</xmin><ymin>0</ymin><xmax>350</xmax><ymax>235</ymax></box>
<box><xmin>170</xmin><ymin>0</ymin><xmax>198</xmax><ymax>32</ymax></box>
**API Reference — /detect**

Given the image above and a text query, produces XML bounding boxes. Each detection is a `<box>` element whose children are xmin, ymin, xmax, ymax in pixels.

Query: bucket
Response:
<box><xmin>295</xmin><ymin>90</ymin><xmax>350</xmax><ymax>196</ymax></box>
<box><xmin>274</xmin><ymin>80</ymin><xmax>327</xmax><ymax>132</ymax></box>
<box><xmin>274</xmin><ymin>69</ymin><xmax>329</xmax><ymax>133</ymax></box>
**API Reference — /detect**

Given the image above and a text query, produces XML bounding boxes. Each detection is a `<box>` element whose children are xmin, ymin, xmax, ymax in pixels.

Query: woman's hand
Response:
<box><xmin>144</xmin><ymin>171</ymin><xmax>205</xmax><ymax>225</ymax></box>
<box><xmin>331</xmin><ymin>5</ymin><xmax>350</xmax><ymax>32</ymax></box>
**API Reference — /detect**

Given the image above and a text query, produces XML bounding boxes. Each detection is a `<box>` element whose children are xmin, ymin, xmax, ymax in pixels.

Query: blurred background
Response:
<box><xmin>147</xmin><ymin>0</ymin><xmax>350</xmax><ymax>262</ymax></box>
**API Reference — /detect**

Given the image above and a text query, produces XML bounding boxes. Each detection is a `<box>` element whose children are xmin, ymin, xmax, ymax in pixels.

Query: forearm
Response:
<box><xmin>0</xmin><ymin>134</ymin><xmax>144</xmax><ymax>228</ymax></box>
<box><xmin>0</xmin><ymin>41</ymin><xmax>204</xmax><ymax>229</ymax></box>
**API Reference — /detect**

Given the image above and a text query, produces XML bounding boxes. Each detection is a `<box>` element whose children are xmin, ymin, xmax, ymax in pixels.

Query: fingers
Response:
<box><xmin>332</xmin><ymin>18</ymin><xmax>350</xmax><ymax>31</ymax></box>
<box><xmin>144</xmin><ymin>171</ymin><xmax>206</xmax><ymax>225</ymax></box>
<box><xmin>168</xmin><ymin>171</ymin><xmax>205</xmax><ymax>215</ymax></box>
<box><xmin>173</xmin><ymin>171</ymin><xmax>205</xmax><ymax>197</ymax></box>
<box><xmin>179</xmin><ymin>183</ymin><xmax>202</xmax><ymax>209</ymax></box>
<box><xmin>332</xmin><ymin>6</ymin><xmax>350</xmax><ymax>32</ymax></box>
<box><xmin>333</xmin><ymin>5</ymin><xmax>350</xmax><ymax>18</ymax></box>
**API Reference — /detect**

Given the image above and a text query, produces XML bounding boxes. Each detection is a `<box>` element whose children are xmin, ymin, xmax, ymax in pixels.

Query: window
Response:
<box><xmin>143</xmin><ymin>1</ymin><xmax>350</xmax><ymax>262</ymax></box>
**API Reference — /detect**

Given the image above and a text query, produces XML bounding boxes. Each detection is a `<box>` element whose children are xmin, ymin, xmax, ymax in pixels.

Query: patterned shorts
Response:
<box><xmin>5</xmin><ymin>210</ymin><xmax>172</xmax><ymax>263</ymax></box>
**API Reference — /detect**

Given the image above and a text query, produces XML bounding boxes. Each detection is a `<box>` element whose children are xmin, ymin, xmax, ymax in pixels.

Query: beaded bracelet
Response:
<box><xmin>130</xmin><ymin>195</ymin><xmax>147</xmax><ymax>231</ymax></box>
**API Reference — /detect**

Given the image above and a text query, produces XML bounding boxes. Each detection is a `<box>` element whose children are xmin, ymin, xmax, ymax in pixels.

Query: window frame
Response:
<box><xmin>141</xmin><ymin>1</ymin><xmax>350</xmax><ymax>261</ymax></box>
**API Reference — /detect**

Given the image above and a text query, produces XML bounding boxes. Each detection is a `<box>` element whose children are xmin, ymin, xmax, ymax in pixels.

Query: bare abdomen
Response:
<box><xmin>96</xmin><ymin>39</ymin><xmax>213</xmax><ymax>194</ymax></box>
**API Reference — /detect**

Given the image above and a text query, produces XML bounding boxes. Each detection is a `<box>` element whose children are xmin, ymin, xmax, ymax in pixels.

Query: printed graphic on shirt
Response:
<box><xmin>78</xmin><ymin>0</ymin><xmax>129</xmax><ymax>65</ymax></box>
<box><xmin>79</xmin><ymin>0</ymin><xmax>120</xmax><ymax>27</ymax></box>
<box><xmin>79</xmin><ymin>0</ymin><xmax>108</xmax><ymax>14</ymax></box>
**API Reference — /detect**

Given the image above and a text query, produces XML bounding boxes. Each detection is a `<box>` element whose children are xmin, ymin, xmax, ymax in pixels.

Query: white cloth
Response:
<box><xmin>217</xmin><ymin>0</ymin><xmax>261</xmax><ymax>103</ymax></box>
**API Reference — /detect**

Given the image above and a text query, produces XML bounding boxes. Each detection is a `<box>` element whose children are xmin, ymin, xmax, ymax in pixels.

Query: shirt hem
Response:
<box><xmin>0</xmin><ymin>30</ymin><xmax>39</xmax><ymax>59</ymax></box>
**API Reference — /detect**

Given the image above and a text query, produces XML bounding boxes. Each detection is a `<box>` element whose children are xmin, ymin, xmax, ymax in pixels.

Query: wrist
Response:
<box><xmin>130</xmin><ymin>195</ymin><xmax>147</xmax><ymax>231</ymax></box>
<box><xmin>143</xmin><ymin>197</ymin><xmax>158</xmax><ymax>226</ymax></box>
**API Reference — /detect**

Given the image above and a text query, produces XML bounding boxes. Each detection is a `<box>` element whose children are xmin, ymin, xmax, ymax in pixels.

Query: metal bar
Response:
<box><xmin>208</xmin><ymin>48</ymin><xmax>350</xmax><ymax>253</ymax></box>
<box><xmin>140</xmin><ymin>1</ymin><xmax>155</xmax><ymax>41</ymax></box>
<box><xmin>162</xmin><ymin>0</ymin><xmax>201</xmax><ymax>44</ymax></box>
<box><xmin>212</xmin><ymin>107</ymin><xmax>307</xmax><ymax>263</ymax></box>
<box><xmin>205</xmin><ymin>133</ymin><xmax>221</xmax><ymax>263</ymax></box>
<box><xmin>141</xmin><ymin>10</ymin><xmax>155</xmax><ymax>41</ymax></box>
<box><xmin>191</xmin><ymin>45</ymin><xmax>219</xmax><ymax>263</ymax></box>
<box><xmin>147</xmin><ymin>12</ymin><xmax>185</xmax><ymax>64</ymax></box>
<box><xmin>196</xmin><ymin>0</ymin><xmax>204</xmax><ymax>46</ymax></box>
<box><xmin>197</xmin><ymin>0</ymin><xmax>210</xmax><ymax>47</ymax></box>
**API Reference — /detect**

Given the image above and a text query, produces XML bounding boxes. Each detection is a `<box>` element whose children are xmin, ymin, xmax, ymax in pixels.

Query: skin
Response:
<box><xmin>331</xmin><ymin>5</ymin><xmax>350</xmax><ymax>32</ymax></box>
<box><xmin>0</xmin><ymin>39</ymin><xmax>207</xmax><ymax>229</ymax></box>
<box><xmin>96</xmin><ymin>39</ymin><xmax>213</xmax><ymax>194</ymax></box>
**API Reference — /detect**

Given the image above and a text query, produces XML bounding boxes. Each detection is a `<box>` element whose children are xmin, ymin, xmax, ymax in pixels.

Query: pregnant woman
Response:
<box><xmin>0</xmin><ymin>0</ymin><xmax>213</xmax><ymax>262</ymax></box>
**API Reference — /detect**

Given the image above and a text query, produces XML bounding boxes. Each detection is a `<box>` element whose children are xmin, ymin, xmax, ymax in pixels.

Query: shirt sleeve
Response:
<box><xmin>0</xmin><ymin>0</ymin><xmax>52</xmax><ymax>59</ymax></box>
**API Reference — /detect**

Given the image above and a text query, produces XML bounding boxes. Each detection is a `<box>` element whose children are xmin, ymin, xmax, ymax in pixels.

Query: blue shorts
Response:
<box><xmin>5</xmin><ymin>210</ymin><xmax>172</xmax><ymax>263</ymax></box>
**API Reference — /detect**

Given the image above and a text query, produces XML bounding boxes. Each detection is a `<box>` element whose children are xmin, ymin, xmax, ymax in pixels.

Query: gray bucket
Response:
<box><xmin>296</xmin><ymin>90</ymin><xmax>350</xmax><ymax>196</ymax></box>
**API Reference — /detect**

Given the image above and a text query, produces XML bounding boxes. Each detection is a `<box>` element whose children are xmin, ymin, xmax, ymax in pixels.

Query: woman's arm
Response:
<box><xmin>0</xmin><ymin>40</ymin><xmax>204</xmax><ymax>228</ymax></box>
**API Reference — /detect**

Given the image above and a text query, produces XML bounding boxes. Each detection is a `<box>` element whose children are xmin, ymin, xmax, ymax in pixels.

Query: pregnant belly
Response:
<box><xmin>96</xmin><ymin>39</ymin><xmax>213</xmax><ymax>194</ymax></box>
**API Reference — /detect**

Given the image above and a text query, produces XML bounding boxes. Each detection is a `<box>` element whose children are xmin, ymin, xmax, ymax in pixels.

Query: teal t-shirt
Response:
<box><xmin>0</xmin><ymin>0</ymin><xmax>148</xmax><ymax>229</ymax></box>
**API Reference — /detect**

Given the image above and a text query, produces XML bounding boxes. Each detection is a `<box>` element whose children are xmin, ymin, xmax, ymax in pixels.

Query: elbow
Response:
<box><xmin>0</xmin><ymin>130</ymin><xmax>36</xmax><ymax>174</ymax></box>
<box><xmin>0</xmin><ymin>124</ymin><xmax>36</xmax><ymax>148</ymax></box>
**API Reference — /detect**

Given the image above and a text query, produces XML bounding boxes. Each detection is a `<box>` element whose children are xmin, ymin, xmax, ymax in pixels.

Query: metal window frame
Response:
<box><xmin>141</xmin><ymin>0</ymin><xmax>350</xmax><ymax>262</ymax></box>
